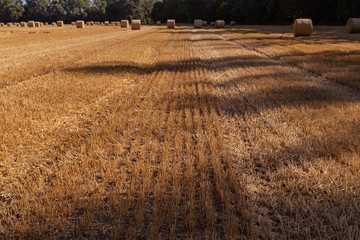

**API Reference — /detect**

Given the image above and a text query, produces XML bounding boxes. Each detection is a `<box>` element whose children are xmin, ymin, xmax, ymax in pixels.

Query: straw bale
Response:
<box><xmin>346</xmin><ymin>18</ymin><xmax>360</xmax><ymax>33</ymax></box>
<box><xmin>131</xmin><ymin>20</ymin><xmax>141</xmax><ymax>30</ymax></box>
<box><xmin>121</xmin><ymin>20</ymin><xmax>129</xmax><ymax>28</ymax></box>
<box><xmin>194</xmin><ymin>19</ymin><xmax>203</xmax><ymax>29</ymax></box>
<box><xmin>167</xmin><ymin>19</ymin><xmax>175</xmax><ymax>28</ymax></box>
<box><xmin>76</xmin><ymin>20</ymin><xmax>85</xmax><ymax>28</ymax></box>
<box><xmin>293</xmin><ymin>18</ymin><xmax>313</xmax><ymax>37</ymax></box>
<box><xmin>215</xmin><ymin>20</ymin><xmax>225</xmax><ymax>28</ymax></box>
<box><xmin>28</xmin><ymin>21</ymin><xmax>35</xmax><ymax>27</ymax></box>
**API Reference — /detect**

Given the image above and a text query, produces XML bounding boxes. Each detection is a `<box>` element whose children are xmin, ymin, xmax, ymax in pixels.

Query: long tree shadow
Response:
<box><xmin>65</xmin><ymin>56</ymin><xmax>278</xmax><ymax>75</ymax></box>
<box><xmin>158</xmin><ymin>84</ymin><xmax>357</xmax><ymax>117</ymax></box>
<box><xmin>230</xmin><ymin>25</ymin><xmax>360</xmax><ymax>44</ymax></box>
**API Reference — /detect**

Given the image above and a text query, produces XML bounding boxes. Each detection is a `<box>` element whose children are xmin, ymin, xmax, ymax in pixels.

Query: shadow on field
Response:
<box><xmin>65</xmin><ymin>56</ymin><xmax>277</xmax><ymax>75</ymax></box>
<box><xmin>160</xmin><ymin>84</ymin><xmax>357</xmax><ymax>117</ymax></box>
<box><xmin>229</xmin><ymin>25</ymin><xmax>360</xmax><ymax>44</ymax></box>
<box><xmin>160</xmin><ymin>30</ymin><xmax>224</xmax><ymax>35</ymax></box>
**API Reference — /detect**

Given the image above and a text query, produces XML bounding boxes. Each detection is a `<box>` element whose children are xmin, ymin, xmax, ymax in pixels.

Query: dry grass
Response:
<box><xmin>0</xmin><ymin>25</ymin><xmax>359</xmax><ymax>239</ymax></box>
<box><xmin>228</xmin><ymin>25</ymin><xmax>360</xmax><ymax>89</ymax></box>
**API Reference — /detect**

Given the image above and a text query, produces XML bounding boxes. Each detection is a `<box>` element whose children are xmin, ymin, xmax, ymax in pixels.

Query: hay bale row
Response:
<box><xmin>293</xmin><ymin>18</ymin><xmax>313</xmax><ymax>37</ymax></box>
<box><xmin>167</xmin><ymin>19</ymin><xmax>175</xmax><ymax>28</ymax></box>
<box><xmin>194</xmin><ymin>19</ymin><xmax>203</xmax><ymax>29</ymax></box>
<box><xmin>131</xmin><ymin>19</ymin><xmax>141</xmax><ymax>30</ymax></box>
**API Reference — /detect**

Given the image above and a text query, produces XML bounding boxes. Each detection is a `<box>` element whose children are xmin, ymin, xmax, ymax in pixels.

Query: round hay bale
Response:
<box><xmin>230</xmin><ymin>21</ymin><xmax>236</xmax><ymax>26</ymax></box>
<box><xmin>104</xmin><ymin>21</ymin><xmax>110</xmax><ymax>26</ymax></box>
<box><xmin>0</xmin><ymin>23</ymin><xmax>4</xmax><ymax>27</ymax></box>
<box><xmin>121</xmin><ymin>20</ymin><xmax>129</xmax><ymax>28</ymax></box>
<box><xmin>210</xmin><ymin>22</ymin><xmax>215</xmax><ymax>25</ymax></box>
<box><xmin>57</xmin><ymin>21</ymin><xmax>64</xmax><ymax>27</ymax></box>
<box><xmin>215</xmin><ymin>20</ymin><xmax>225</xmax><ymax>28</ymax></box>
<box><xmin>293</xmin><ymin>18</ymin><xmax>313</xmax><ymax>37</ymax></box>
<box><xmin>346</xmin><ymin>18</ymin><xmax>360</xmax><ymax>33</ymax></box>
<box><xmin>156</xmin><ymin>21</ymin><xmax>161</xmax><ymax>25</ymax></box>
<box><xmin>20</xmin><ymin>22</ymin><xmax>27</xmax><ymax>27</ymax></box>
<box><xmin>131</xmin><ymin>19</ymin><xmax>141</xmax><ymax>30</ymax></box>
<box><xmin>28</xmin><ymin>21</ymin><xmax>35</xmax><ymax>27</ymax></box>
<box><xmin>52</xmin><ymin>22</ymin><xmax>57</xmax><ymax>26</ymax></box>
<box><xmin>35</xmin><ymin>22</ymin><xmax>41</xmax><ymax>27</ymax></box>
<box><xmin>76</xmin><ymin>20</ymin><xmax>85</xmax><ymax>28</ymax></box>
<box><xmin>7</xmin><ymin>23</ymin><xmax>11</xmax><ymax>27</ymax></box>
<box><xmin>167</xmin><ymin>19</ymin><xmax>175</xmax><ymax>28</ymax></box>
<box><xmin>202</xmin><ymin>21</ymin><xmax>207</xmax><ymax>26</ymax></box>
<box><xmin>194</xmin><ymin>19</ymin><xmax>203</xmax><ymax>29</ymax></box>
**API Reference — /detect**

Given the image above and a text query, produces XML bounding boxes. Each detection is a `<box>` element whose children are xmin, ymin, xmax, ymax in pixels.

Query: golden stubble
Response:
<box><xmin>0</xmin><ymin>25</ymin><xmax>359</xmax><ymax>239</ymax></box>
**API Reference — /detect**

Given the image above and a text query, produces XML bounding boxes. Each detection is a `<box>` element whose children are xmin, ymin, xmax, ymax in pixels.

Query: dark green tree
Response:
<box><xmin>0</xmin><ymin>0</ymin><xmax>25</xmax><ymax>21</ymax></box>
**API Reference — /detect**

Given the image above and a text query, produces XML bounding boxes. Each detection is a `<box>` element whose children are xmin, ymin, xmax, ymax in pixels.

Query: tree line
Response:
<box><xmin>1</xmin><ymin>0</ymin><xmax>359</xmax><ymax>24</ymax></box>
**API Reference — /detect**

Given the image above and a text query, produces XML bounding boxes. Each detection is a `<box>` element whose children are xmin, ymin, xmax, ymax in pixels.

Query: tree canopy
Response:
<box><xmin>0</xmin><ymin>0</ymin><xmax>359</xmax><ymax>24</ymax></box>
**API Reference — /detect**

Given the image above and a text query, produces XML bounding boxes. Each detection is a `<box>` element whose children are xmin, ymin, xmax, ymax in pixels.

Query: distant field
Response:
<box><xmin>0</xmin><ymin>25</ymin><xmax>359</xmax><ymax>239</ymax></box>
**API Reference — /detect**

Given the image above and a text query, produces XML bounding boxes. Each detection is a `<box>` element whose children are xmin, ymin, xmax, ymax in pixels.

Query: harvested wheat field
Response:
<box><xmin>0</xmin><ymin>25</ymin><xmax>360</xmax><ymax>239</ymax></box>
